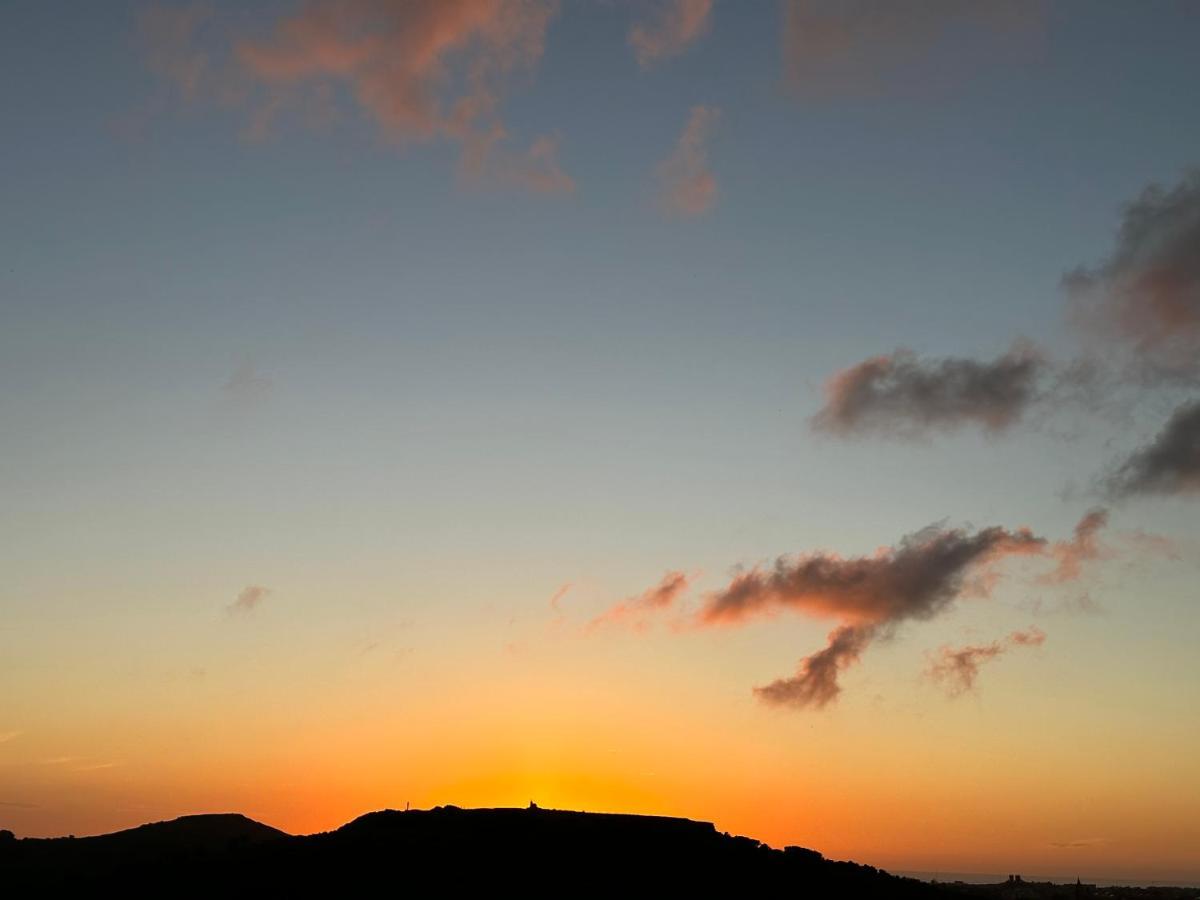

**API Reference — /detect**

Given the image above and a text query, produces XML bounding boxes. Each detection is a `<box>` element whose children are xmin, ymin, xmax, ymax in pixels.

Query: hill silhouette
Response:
<box><xmin>1</xmin><ymin>804</ymin><xmax>939</xmax><ymax>894</ymax></box>
<box><xmin>4</xmin><ymin>805</ymin><xmax>1192</xmax><ymax>896</ymax></box>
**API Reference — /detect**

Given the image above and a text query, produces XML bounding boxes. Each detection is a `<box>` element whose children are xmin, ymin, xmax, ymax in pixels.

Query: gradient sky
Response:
<box><xmin>2</xmin><ymin>0</ymin><xmax>1199</xmax><ymax>884</ymax></box>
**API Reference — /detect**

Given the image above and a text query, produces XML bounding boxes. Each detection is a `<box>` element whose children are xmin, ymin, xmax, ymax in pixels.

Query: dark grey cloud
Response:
<box><xmin>1104</xmin><ymin>399</ymin><xmax>1200</xmax><ymax>498</ymax></box>
<box><xmin>812</xmin><ymin>345</ymin><xmax>1047</xmax><ymax>438</ymax></box>
<box><xmin>1066</xmin><ymin>170</ymin><xmax>1200</xmax><ymax>380</ymax></box>
<box><xmin>702</xmin><ymin>523</ymin><xmax>1045</xmax><ymax>628</ymax></box>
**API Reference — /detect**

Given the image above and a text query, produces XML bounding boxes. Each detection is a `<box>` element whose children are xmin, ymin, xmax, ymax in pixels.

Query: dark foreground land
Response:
<box><xmin>1</xmin><ymin>805</ymin><xmax>1195</xmax><ymax>897</ymax></box>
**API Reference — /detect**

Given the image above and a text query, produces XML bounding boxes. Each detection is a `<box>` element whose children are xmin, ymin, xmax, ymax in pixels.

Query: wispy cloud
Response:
<box><xmin>926</xmin><ymin>626</ymin><xmax>1046</xmax><ymax>696</ymax></box>
<box><xmin>1041</xmin><ymin>508</ymin><xmax>1109</xmax><ymax>583</ymax></box>
<box><xmin>589</xmin><ymin>571</ymin><xmax>692</xmax><ymax>633</ymax></box>
<box><xmin>139</xmin><ymin>0</ymin><xmax>570</xmax><ymax>192</ymax></box>
<box><xmin>548</xmin><ymin>582</ymin><xmax>572</xmax><ymax>612</ymax></box>
<box><xmin>227</xmin><ymin>584</ymin><xmax>271</xmax><ymax>615</ymax></box>
<box><xmin>0</xmin><ymin>730</ymin><xmax>22</xmax><ymax>745</ymax></box>
<box><xmin>657</xmin><ymin>105</ymin><xmax>720</xmax><ymax>217</ymax></box>
<box><xmin>629</xmin><ymin>0</ymin><xmax>712</xmax><ymax>68</ymax></box>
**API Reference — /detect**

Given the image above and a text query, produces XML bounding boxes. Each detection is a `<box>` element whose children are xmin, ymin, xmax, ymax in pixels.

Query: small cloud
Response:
<box><xmin>1040</xmin><ymin>508</ymin><xmax>1110</xmax><ymax>584</ymax></box>
<box><xmin>588</xmin><ymin>571</ymin><xmax>692</xmax><ymax>632</ymax></box>
<box><xmin>227</xmin><ymin>584</ymin><xmax>271</xmax><ymax>615</ymax></box>
<box><xmin>1049</xmin><ymin>837</ymin><xmax>1109</xmax><ymax>849</ymax></box>
<box><xmin>222</xmin><ymin>358</ymin><xmax>272</xmax><ymax>405</ymax></box>
<box><xmin>657</xmin><ymin>105</ymin><xmax>720</xmax><ymax>218</ymax></box>
<box><xmin>0</xmin><ymin>800</ymin><xmax>38</xmax><ymax>809</ymax></box>
<box><xmin>548</xmin><ymin>582</ymin><xmax>572</xmax><ymax>612</ymax></box>
<box><xmin>629</xmin><ymin>0</ymin><xmax>713</xmax><ymax>68</ymax></box>
<box><xmin>1103</xmin><ymin>399</ymin><xmax>1200</xmax><ymax>499</ymax></box>
<box><xmin>0</xmin><ymin>730</ymin><xmax>22</xmax><ymax>745</ymax></box>
<box><xmin>926</xmin><ymin>627</ymin><xmax>1046</xmax><ymax>697</ymax></box>
<box><xmin>812</xmin><ymin>344</ymin><xmax>1048</xmax><ymax>439</ymax></box>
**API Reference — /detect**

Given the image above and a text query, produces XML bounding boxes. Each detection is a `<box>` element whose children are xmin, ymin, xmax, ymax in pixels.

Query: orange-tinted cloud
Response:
<box><xmin>629</xmin><ymin>0</ymin><xmax>713</xmax><ymax>68</ymax></box>
<box><xmin>755</xmin><ymin>623</ymin><xmax>874</xmax><ymax>710</ymax></box>
<box><xmin>598</xmin><ymin>516</ymin><xmax>1105</xmax><ymax>710</ymax></box>
<box><xmin>926</xmin><ymin>626</ymin><xmax>1045</xmax><ymax>696</ymax></box>
<box><xmin>1065</xmin><ymin>170</ymin><xmax>1200</xmax><ymax>381</ymax></box>
<box><xmin>657</xmin><ymin>105</ymin><xmax>720</xmax><ymax>217</ymax></box>
<box><xmin>702</xmin><ymin>522</ymin><xmax>1051</xmax><ymax>709</ymax></box>
<box><xmin>1041</xmin><ymin>508</ymin><xmax>1110</xmax><ymax>583</ymax></box>
<box><xmin>812</xmin><ymin>344</ymin><xmax>1047</xmax><ymax>438</ymax></box>
<box><xmin>141</xmin><ymin>0</ymin><xmax>569</xmax><ymax>191</ymax></box>
<box><xmin>549</xmin><ymin>582</ymin><xmax>572</xmax><ymax>612</ymax></box>
<box><xmin>588</xmin><ymin>571</ymin><xmax>691</xmax><ymax>632</ymax></box>
<box><xmin>1104</xmin><ymin>399</ymin><xmax>1200</xmax><ymax>498</ymax></box>
<box><xmin>782</xmin><ymin>0</ymin><xmax>1043</xmax><ymax>94</ymax></box>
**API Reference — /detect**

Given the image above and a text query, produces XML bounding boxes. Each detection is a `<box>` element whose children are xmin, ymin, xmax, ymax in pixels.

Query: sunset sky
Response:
<box><xmin>2</xmin><ymin>0</ymin><xmax>1199</xmax><ymax>883</ymax></box>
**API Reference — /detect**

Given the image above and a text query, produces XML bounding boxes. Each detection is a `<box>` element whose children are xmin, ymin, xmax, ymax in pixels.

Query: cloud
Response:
<box><xmin>549</xmin><ymin>582</ymin><xmax>572</xmax><ymax>612</ymax></box>
<box><xmin>812</xmin><ymin>344</ymin><xmax>1048</xmax><ymax>438</ymax></box>
<box><xmin>0</xmin><ymin>800</ymin><xmax>37</xmax><ymax>809</ymax></box>
<box><xmin>926</xmin><ymin>626</ymin><xmax>1045</xmax><ymax>696</ymax></box>
<box><xmin>0</xmin><ymin>730</ymin><xmax>22</xmax><ymax>745</ymax></box>
<box><xmin>141</xmin><ymin>0</ymin><xmax>568</xmax><ymax>191</ymax></box>
<box><xmin>1041</xmin><ymin>507</ymin><xmax>1109</xmax><ymax>583</ymax></box>
<box><xmin>657</xmin><ymin>105</ymin><xmax>720</xmax><ymax>217</ymax></box>
<box><xmin>629</xmin><ymin>0</ymin><xmax>712</xmax><ymax>68</ymax></box>
<box><xmin>228</xmin><ymin>584</ymin><xmax>271</xmax><ymax>615</ymax></box>
<box><xmin>222</xmin><ymin>358</ymin><xmax>273</xmax><ymax>406</ymax></box>
<box><xmin>702</xmin><ymin>523</ymin><xmax>1044</xmax><ymax>628</ymax></box>
<box><xmin>701</xmin><ymin>522</ymin><xmax>1051</xmax><ymax>709</ymax></box>
<box><xmin>754</xmin><ymin>623</ymin><xmax>874</xmax><ymax>709</ymax></box>
<box><xmin>781</xmin><ymin>0</ymin><xmax>1043</xmax><ymax>94</ymax></box>
<box><xmin>1103</xmin><ymin>399</ymin><xmax>1200</xmax><ymax>498</ymax></box>
<box><xmin>589</xmin><ymin>571</ymin><xmax>692</xmax><ymax>632</ymax></box>
<box><xmin>1065</xmin><ymin>170</ymin><xmax>1200</xmax><ymax>380</ymax></box>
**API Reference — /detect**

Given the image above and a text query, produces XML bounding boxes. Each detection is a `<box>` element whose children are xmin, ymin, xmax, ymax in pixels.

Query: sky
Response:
<box><xmin>1</xmin><ymin>0</ymin><xmax>1199</xmax><ymax>884</ymax></box>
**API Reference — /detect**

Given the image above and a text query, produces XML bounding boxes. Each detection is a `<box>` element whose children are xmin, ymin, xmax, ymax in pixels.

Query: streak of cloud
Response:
<box><xmin>657</xmin><ymin>105</ymin><xmax>720</xmax><ymax>217</ymax></box>
<box><xmin>588</xmin><ymin>571</ymin><xmax>692</xmax><ymax>632</ymax></box>
<box><xmin>549</xmin><ymin>582</ymin><xmax>572</xmax><ymax>612</ymax></box>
